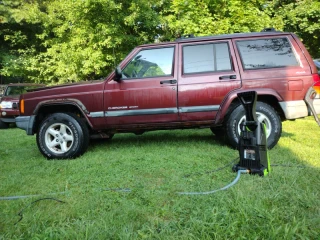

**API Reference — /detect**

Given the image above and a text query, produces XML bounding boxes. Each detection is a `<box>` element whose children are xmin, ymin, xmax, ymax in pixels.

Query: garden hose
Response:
<box><xmin>177</xmin><ymin>169</ymin><xmax>249</xmax><ymax>195</ymax></box>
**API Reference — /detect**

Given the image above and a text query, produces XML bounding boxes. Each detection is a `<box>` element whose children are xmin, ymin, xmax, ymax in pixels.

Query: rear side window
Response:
<box><xmin>237</xmin><ymin>38</ymin><xmax>299</xmax><ymax>70</ymax></box>
<box><xmin>183</xmin><ymin>43</ymin><xmax>232</xmax><ymax>74</ymax></box>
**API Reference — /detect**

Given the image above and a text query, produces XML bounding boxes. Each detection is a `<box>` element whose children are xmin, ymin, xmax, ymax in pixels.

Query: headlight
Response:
<box><xmin>0</xmin><ymin>101</ymin><xmax>13</xmax><ymax>109</ymax></box>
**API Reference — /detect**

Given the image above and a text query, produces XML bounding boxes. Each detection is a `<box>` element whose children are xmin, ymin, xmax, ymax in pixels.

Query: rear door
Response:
<box><xmin>178</xmin><ymin>40</ymin><xmax>241</xmax><ymax>121</ymax></box>
<box><xmin>104</xmin><ymin>45</ymin><xmax>178</xmax><ymax>126</ymax></box>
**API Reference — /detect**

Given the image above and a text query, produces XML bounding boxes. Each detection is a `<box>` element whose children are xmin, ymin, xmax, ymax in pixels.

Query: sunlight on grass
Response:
<box><xmin>1</xmin><ymin>117</ymin><xmax>320</xmax><ymax>239</ymax></box>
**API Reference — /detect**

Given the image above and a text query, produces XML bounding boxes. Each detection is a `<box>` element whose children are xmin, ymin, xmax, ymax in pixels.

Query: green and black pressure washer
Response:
<box><xmin>233</xmin><ymin>91</ymin><xmax>271</xmax><ymax>176</ymax></box>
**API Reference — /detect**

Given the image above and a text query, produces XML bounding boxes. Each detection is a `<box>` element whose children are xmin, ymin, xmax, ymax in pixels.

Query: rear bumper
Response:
<box><xmin>278</xmin><ymin>97</ymin><xmax>320</xmax><ymax>120</ymax></box>
<box><xmin>15</xmin><ymin>116</ymin><xmax>36</xmax><ymax>135</ymax></box>
<box><xmin>279</xmin><ymin>100</ymin><xmax>309</xmax><ymax>119</ymax></box>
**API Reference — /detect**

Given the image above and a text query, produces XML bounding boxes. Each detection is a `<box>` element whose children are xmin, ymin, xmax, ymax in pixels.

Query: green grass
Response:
<box><xmin>1</xmin><ymin>117</ymin><xmax>320</xmax><ymax>239</ymax></box>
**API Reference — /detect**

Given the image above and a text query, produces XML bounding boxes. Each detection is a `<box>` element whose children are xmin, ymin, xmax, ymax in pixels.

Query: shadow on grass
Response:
<box><xmin>280</xmin><ymin>131</ymin><xmax>295</xmax><ymax>138</ymax></box>
<box><xmin>89</xmin><ymin>129</ymin><xmax>228</xmax><ymax>149</ymax></box>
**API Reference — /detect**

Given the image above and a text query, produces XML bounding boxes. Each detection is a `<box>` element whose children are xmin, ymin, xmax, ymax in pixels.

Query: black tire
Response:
<box><xmin>36</xmin><ymin>113</ymin><xmax>89</xmax><ymax>159</ymax></box>
<box><xmin>225</xmin><ymin>102</ymin><xmax>282</xmax><ymax>149</ymax></box>
<box><xmin>0</xmin><ymin>120</ymin><xmax>9</xmax><ymax>129</ymax></box>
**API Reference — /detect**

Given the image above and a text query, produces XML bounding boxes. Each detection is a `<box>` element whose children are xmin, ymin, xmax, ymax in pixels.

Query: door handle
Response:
<box><xmin>219</xmin><ymin>75</ymin><xmax>237</xmax><ymax>80</ymax></box>
<box><xmin>160</xmin><ymin>79</ymin><xmax>177</xmax><ymax>84</ymax></box>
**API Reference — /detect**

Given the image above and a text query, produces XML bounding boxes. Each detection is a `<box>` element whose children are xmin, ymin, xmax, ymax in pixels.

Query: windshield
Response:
<box><xmin>4</xmin><ymin>85</ymin><xmax>41</xmax><ymax>96</ymax></box>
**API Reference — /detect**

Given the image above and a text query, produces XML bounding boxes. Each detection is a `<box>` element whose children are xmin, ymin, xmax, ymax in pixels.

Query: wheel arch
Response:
<box><xmin>215</xmin><ymin>88</ymin><xmax>285</xmax><ymax>125</ymax></box>
<box><xmin>32</xmin><ymin>99</ymin><xmax>93</xmax><ymax>134</ymax></box>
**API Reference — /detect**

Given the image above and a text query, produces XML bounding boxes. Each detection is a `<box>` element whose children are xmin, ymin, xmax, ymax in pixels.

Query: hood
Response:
<box><xmin>31</xmin><ymin>80</ymin><xmax>104</xmax><ymax>92</ymax></box>
<box><xmin>0</xmin><ymin>95</ymin><xmax>19</xmax><ymax>102</ymax></box>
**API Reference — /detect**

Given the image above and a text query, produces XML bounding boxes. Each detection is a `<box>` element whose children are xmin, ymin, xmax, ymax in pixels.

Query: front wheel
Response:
<box><xmin>225</xmin><ymin>102</ymin><xmax>282</xmax><ymax>149</ymax></box>
<box><xmin>36</xmin><ymin>113</ymin><xmax>89</xmax><ymax>159</ymax></box>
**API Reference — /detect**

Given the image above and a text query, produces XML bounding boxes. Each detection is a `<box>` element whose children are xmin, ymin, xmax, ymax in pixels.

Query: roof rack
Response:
<box><xmin>172</xmin><ymin>30</ymin><xmax>286</xmax><ymax>43</ymax></box>
<box><xmin>176</xmin><ymin>34</ymin><xmax>195</xmax><ymax>41</ymax></box>
<box><xmin>261</xmin><ymin>28</ymin><xmax>279</xmax><ymax>32</ymax></box>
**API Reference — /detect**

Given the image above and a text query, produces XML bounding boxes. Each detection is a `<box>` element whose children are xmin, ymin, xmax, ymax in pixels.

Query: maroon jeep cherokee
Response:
<box><xmin>16</xmin><ymin>30</ymin><xmax>320</xmax><ymax>159</ymax></box>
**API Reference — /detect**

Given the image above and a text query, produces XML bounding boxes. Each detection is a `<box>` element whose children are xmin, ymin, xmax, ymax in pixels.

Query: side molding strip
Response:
<box><xmin>179</xmin><ymin>105</ymin><xmax>220</xmax><ymax>113</ymax></box>
<box><xmin>88</xmin><ymin>105</ymin><xmax>220</xmax><ymax>118</ymax></box>
<box><xmin>88</xmin><ymin>112</ymin><xmax>104</xmax><ymax>118</ymax></box>
<box><xmin>105</xmin><ymin>108</ymin><xmax>178</xmax><ymax>117</ymax></box>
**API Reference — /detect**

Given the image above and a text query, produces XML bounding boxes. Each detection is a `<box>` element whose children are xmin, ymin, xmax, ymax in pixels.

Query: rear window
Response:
<box><xmin>237</xmin><ymin>38</ymin><xmax>299</xmax><ymax>70</ymax></box>
<box><xmin>183</xmin><ymin>42</ymin><xmax>232</xmax><ymax>74</ymax></box>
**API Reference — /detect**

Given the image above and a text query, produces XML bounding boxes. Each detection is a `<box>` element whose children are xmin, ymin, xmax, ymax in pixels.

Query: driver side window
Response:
<box><xmin>122</xmin><ymin>47</ymin><xmax>174</xmax><ymax>79</ymax></box>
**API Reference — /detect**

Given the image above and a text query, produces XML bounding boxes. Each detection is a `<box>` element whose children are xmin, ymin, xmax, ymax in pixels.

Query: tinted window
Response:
<box><xmin>4</xmin><ymin>86</ymin><xmax>40</xmax><ymax>96</ymax></box>
<box><xmin>237</xmin><ymin>38</ymin><xmax>299</xmax><ymax>70</ymax></box>
<box><xmin>122</xmin><ymin>47</ymin><xmax>174</xmax><ymax>79</ymax></box>
<box><xmin>183</xmin><ymin>43</ymin><xmax>232</xmax><ymax>74</ymax></box>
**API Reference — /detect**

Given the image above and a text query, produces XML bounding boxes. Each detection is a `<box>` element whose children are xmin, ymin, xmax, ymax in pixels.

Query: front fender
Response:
<box><xmin>33</xmin><ymin>98</ymin><xmax>89</xmax><ymax>114</ymax></box>
<box><xmin>33</xmin><ymin>98</ymin><xmax>94</xmax><ymax>128</ymax></box>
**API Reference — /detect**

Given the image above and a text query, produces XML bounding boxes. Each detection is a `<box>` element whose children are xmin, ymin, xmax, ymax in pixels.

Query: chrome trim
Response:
<box><xmin>88</xmin><ymin>111</ymin><xmax>104</xmax><ymax>118</ymax></box>
<box><xmin>89</xmin><ymin>105</ymin><xmax>220</xmax><ymax>118</ymax></box>
<box><xmin>105</xmin><ymin>108</ymin><xmax>178</xmax><ymax>117</ymax></box>
<box><xmin>179</xmin><ymin>105</ymin><xmax>220</xmax><ymax>113</ymax></box>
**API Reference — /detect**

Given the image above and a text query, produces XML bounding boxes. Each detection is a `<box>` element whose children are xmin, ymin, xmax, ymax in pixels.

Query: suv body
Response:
<box><xmin>0</xmin><ymin>83</ymin><xmax>45</xmax><ymax>128</ymax></box>
<box><xmin>15</xmin><ymin>31</ymin><xmax>320</xmax><ymax>159</ymax></box>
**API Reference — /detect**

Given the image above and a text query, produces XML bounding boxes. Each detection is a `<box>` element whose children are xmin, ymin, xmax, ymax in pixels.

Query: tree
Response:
<box><xmin>1</xmin><ymin>0</ymin><xmax>164</xmax><ymax>84</ymax></box>
<box><xmin>0</xmin><ymin>0</ymin><xmax>44</xmax><ymax>83</ymax></box>
<box><xmin>160</xmin><ymin>0</ymin><xmax>280</xmax><ymax>40</ymax></box>
<box><xmin>267</xmin><ymin>0</ymin><xmax>320</xmax><ymax>58</ymax></box>
<box><xmin>1</xmin><ymin>0</ymin><xmax>319</xmax><ymax>84</ymax></box>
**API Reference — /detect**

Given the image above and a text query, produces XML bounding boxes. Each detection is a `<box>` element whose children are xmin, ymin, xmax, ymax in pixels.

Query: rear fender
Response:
<box><xmin>215</xmin><ymin>88</ymin><xmax>283</xmax><ymax>125</ymax></box>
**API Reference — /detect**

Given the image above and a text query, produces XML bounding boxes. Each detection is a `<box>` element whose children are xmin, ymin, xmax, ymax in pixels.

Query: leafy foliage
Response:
<box><xmin>0</xmin><ymin>0</ymin><xmax>319</xmax><ymax>83</ymax></box>
<box><xmin>269</xmin><ymin>0</ymin><xmax>320</xmax><ymax>57</ymax></box>
<box><xmin>1</xmin><ymin>0</ymin><xmax>163</xmax><ymax>84</ymax></box>
<box><xmin>161</xmin><ymin>0</ymin><xmax>276</xmax><ymax>38</ymax></box>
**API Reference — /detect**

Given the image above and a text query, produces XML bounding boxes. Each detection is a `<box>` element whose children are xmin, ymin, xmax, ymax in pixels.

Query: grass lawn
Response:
<box><xmin>0</xmin><ymin>117</ymin><xmax>320</xmax><ymax>239</ymax></box>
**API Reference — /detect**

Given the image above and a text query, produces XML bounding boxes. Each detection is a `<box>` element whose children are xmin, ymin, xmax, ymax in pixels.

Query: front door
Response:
<box><xmin>104</xmin><ymin>45</ymin><xmax>178</xmax><ymax>126</ymax></box>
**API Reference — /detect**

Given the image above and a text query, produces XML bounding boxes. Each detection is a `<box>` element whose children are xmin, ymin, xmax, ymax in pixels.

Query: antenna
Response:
<box><xmin>113</xmin><ymin>47</ymin><xmax>116</xmax><ymax>68</ymax></box>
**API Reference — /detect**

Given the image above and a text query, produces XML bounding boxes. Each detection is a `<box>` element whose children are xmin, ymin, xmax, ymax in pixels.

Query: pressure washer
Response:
<box><xmin>178</xmin><ymin>91</ymin><xmax>270</xmax><ymax>195</ymax></box>
<box><xmin>232</xmin><ymin>91</ymin><xmax>270</xmax><ymax>176</ymax></box>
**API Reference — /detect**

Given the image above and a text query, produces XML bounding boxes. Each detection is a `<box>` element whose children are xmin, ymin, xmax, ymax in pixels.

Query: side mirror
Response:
<box><xmin>114</xmin><ymin>66</ymin><xmax>122</xmax><ymax>82</ymax></box>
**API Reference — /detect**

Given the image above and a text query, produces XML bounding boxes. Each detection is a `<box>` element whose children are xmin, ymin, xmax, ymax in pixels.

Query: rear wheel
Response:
<box><xmin>36</xmin><ymin>113</ymin><xmax>89</xmax><ymax>159</ymax></box>
<box><xmin>225</xmin><ymin>102</ymin><xmax>282</xmax><ymax>149</ymax></box>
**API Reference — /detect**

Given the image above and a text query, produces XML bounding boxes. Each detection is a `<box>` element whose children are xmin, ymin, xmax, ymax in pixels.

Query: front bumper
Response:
<box><xmin>0</xmin><ymin>117</ymin><xmax>16</xmax><ymax>123</ymax></box>
<box><xmin>15</xmin><ymin>115</ymin><xmax>36</xmax><ymax>135</ymax></box>
<box><xmin>0</xmin><ymin>108</ymin><xmax>19</xmax><ymax>123</ymax></box>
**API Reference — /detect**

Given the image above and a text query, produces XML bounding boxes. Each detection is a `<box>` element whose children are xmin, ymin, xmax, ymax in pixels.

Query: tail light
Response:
<box><xmin>313</xmin><ymin>74</ymin><xmax>320</xmax><ymax>94</ymax></box>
